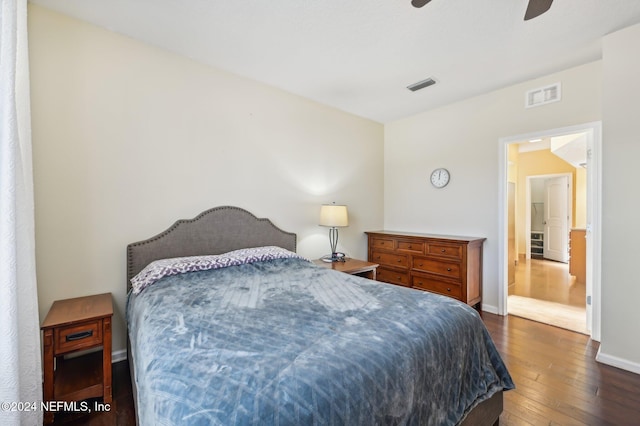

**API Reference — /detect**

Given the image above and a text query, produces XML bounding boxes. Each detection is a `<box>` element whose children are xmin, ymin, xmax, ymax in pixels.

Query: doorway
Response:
<box><xmin>498</xmin><ymin>122</ymin><xmax>602</xmax><ymax>341</ymax></box>
<box><xmin>525</xmin><ymin>174</ymin><xmax>572</xmax><ymax>263</ymax></box>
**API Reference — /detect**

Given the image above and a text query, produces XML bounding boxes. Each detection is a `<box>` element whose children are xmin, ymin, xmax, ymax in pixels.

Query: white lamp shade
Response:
<box><xmin>319</xmin><ymin>204</ymin><xmax>348</xmax><ymax>227</ymax></box>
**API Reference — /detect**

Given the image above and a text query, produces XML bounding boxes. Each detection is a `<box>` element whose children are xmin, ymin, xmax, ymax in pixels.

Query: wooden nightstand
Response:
<box><xmin>313</xmin><ymin>258</ymin><xmax>379</xmax><ymax>280</ymax></box>
<box><xmin>41</xmin><ymin>293</ymin><xmax>113</xmax><ymax>424</ymax></box>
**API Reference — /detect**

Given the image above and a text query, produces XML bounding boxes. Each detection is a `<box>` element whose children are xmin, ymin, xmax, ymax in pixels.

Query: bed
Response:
<box><xmin>126</xmin><ymin>206</ymin><xmax>513</xmax><ymax>425</ymax></box>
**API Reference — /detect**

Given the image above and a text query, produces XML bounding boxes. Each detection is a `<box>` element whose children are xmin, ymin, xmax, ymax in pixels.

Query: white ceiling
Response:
<box><xmin>29</xmin><ymin>0</ymin><xmax>640</xmax><ymax>123</ymax></box>
<box><xmin>517</xmin><ymin>132</ymin><xmax>587</xmax><ymax>168</ymax></box>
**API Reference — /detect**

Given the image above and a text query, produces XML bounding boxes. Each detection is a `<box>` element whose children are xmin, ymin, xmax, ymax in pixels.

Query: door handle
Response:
<box><xmin>66</xmin><ymin>330</ymin><xmax>93</xmax><ymax>341</ymax></box>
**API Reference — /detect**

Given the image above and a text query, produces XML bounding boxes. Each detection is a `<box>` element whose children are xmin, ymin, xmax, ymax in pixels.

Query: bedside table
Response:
<box><xmin>41</xmin><ymin>293</ymin><xmax>113</xmax><ymax>424</ymax></box>
<box><xmin>313</xmin><ymin>258</ymin><xmax>379</xmax><ymax>280</ymax></box>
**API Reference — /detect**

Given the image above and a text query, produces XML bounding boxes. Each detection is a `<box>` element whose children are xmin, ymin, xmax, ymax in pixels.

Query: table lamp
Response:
<box><xmin>319</xmin><ymin>203</ymin><xmax>348</xmax><ymax>262</ymax></box>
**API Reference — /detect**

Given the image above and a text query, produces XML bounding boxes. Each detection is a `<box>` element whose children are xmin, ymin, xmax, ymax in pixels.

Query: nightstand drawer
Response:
<box><xmin>55</xmin><ymin>320</ymin><xmax>102</xmax><ymax>354</ymax></box>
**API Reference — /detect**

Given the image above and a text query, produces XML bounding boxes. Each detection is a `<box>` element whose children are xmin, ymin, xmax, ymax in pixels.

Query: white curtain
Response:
<box><xmin>0</xmin><ymin>0</ymin><xmax>43</xmax><ymax>424</ymax></box>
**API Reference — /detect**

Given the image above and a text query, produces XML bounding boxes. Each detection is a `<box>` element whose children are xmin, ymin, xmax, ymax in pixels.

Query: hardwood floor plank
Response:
<box><xmin>485</xmin><ymin>313</ymin><xmax>640</xmax><ymax>426</ymax></box>
<box><xmin>50</xmin><ymin>361</ymin><xmax>134</xmax><ymax>425</ymax></box>
<box><xmin>504</xmin><ymin>390</ymin><xmax>584</xmax><ymax>426</ymax></box>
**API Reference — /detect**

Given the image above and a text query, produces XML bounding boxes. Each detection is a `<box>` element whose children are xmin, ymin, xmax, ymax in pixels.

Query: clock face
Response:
<box><xmin>430</xmin><ymin>168</ymin><xmax>450</xmax><ymax>188</ymax></box>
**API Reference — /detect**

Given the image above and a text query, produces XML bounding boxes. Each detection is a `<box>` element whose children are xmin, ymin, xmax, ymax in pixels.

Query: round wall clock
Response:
<box><xmin>430</xmin><ymin>168</ymin><xmax>450</xmax><ymax>188</ymax></box>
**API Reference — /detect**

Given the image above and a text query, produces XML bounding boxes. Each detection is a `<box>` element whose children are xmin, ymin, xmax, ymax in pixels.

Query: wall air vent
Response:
<box><xmin>407</xmin><ymin>78</ymin><xmax>436</xmax><ymax>92</ymax></box>
<box><xmin>525</xmin><ymin>82</ymin><xmax>561</xmax><ymax>108</ymax></box>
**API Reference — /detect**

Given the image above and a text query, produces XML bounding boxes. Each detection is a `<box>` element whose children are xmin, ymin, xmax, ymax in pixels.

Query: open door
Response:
<box><xmin>544</xmin><ymin>175</ymin><xmax>569</xmax><ymax>263</ymax></box>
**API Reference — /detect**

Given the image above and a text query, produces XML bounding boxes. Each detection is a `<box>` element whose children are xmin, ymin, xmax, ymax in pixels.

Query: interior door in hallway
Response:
<box><xmin>544</xmin><ymin>175</ymin><xmax>569</xmax><ymax>263</ymax></box>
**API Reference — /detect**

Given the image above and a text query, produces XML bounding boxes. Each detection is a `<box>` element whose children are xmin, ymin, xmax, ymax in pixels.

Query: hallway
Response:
<box><xmin>508</xmin><ymin>258</ymin><xmax>587</xmax><ymax>333</ymax></box>
<box><xmin>510</xmin><ymin>258</ymin><xmax>585</xmax><ymax>306</ymax></box>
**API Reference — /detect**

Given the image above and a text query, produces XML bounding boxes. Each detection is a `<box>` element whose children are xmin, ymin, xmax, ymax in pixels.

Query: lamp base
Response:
<box><xmin>320</xmin><ymin>253</ymin><xmax>346</xmax><ymax>263</ymax></box>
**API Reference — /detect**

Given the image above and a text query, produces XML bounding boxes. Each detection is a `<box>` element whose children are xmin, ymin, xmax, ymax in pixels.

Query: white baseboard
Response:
<box><xmin>112</xmin><ymin>349</ymin><xmax>127</xmax><ymax>363</ymax></box>
<box><xmin>482</xmin><ymin>304</ymin><xmax>499</xmax><ymax>315</ymax></box>
<box><xmin>596</xmin><ymin>347</ymin><xmax>640</xmax><ymax>375</ymax></box>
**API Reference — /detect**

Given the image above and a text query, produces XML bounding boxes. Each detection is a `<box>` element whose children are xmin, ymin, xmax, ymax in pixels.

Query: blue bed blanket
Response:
<box><xmin>127</xmin><ymin>257</ymin><xmax>513</xmax><ymax>425</ymax></box>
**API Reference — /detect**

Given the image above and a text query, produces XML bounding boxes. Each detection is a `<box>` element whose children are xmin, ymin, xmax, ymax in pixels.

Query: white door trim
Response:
<box><xmin>497</xmin><ymin>121</ymin><xmax>602</xmax><ymax>341</ymax></box>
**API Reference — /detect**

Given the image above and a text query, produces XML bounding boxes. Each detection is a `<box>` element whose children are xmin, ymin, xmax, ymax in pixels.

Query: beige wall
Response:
<box><xmin>28</xmin><ymin>6</ymin><xmax>384</xmax><ymax>355</ymax></box>
<box><xmin>384</xmin><ymin>61</ymin><xmax>602</xmax><ymax>313</ymax></box>
<box><xmin>601</xmin><ymin>23</ymin><xmax>640</xmax><ymax>371</ymax></box>
<box><xmin>28</xmin><ymin>5</ymin><xmax>640</xmax><ymax>374</ymax></box>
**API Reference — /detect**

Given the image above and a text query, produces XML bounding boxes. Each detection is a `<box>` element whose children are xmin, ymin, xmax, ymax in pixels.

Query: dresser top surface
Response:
<box><xmin>366</xmin><ymin>230</ymin><xmax>486</xmax><ymax>243</ymax></box>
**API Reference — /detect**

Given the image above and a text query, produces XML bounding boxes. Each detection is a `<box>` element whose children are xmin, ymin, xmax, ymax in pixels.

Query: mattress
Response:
<box><xmin>127</xmin><ymin>252</ymin><xmax>513</xmax><ymax>425</ymax></box>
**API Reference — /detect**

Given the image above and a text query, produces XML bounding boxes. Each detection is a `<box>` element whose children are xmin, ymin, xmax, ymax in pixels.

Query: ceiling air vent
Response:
<box><xmin>407</xmin><ymin>78</ymin><xmax>436</xmax><ymax>92</ymax></box>
<box><xmin>525</xmin><ymin>82</ymin><xmax>561</xmax><ymax>108</ymax></box>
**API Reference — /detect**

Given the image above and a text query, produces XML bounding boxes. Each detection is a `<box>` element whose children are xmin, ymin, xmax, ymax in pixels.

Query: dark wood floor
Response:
<box><xmin>50</xmin><ymin>360</ymin><xmax>135</xmax><ymax>425</ymax></box>
<box><xmin>483</xmin><ymin>313</ymin><xmax>640</xmax><ymax>425</ymax></box>
<box><xmin>51</xmin><ymin>314</ymin><xmax>640</xmax><ymax>425</ymax></box>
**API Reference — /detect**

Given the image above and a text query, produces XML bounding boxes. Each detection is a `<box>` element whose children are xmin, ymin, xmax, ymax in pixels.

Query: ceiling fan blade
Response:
<box><xmin>411</xmin><ymin>0</ymin><xmax>432</xmax><ymax>8</ymax></box>
<box><xmin>524</xmin><ymin>0</ymin><xmax>553</xmax><ymax>20</ymax></box>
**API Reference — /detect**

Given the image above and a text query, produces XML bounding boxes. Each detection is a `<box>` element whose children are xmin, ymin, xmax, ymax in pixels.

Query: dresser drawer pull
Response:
<box><xmin>447</xmin><ymin>268</ymin><xmax>452</xmax><ymax>271</ymax></box>
<box><xmin>447</xmin><ymin>288</ymin><xmax>451</xmax><ymax>292</ymax></box>
<box><xmin>65</xmin><ymin>330</ymin><xmax>93</xmax><ymax>341</ymax></box>
<box><xmin>441</xmin><ymin>249</ymin><xmax>446</xmax><ymax>253</ymax></box>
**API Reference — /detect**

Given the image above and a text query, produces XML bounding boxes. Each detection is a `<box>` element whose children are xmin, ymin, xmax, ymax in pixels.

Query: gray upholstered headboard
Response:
<box><xmin>126</xmin><ymin>206</ymin><xmax>297</xmax><ymax>291</ymax></box>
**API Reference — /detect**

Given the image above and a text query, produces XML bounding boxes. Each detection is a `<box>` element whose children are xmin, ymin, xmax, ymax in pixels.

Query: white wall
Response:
<box><xmin>384</xmin><ymin>61</ymin><xmax>602</xmax><ymax>313</ymax></box>
<box><xmin>28</xmin><ymin>6</ymin><xmax>384</xmax><ymax>355</ymax></box>
<box><xmin>600</xmin><ymin>23</ymin><xmax>640</xmax><ymax>372</ymax></box>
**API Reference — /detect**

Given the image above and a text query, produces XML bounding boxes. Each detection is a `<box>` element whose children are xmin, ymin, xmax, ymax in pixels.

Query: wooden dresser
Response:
<box><xmin>366</xmin><ymin>231</ymin><xmax>485</xmax><ymax>312</ymax></box>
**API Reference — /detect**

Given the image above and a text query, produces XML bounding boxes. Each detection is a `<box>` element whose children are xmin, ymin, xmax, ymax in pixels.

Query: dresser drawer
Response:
<box><xmin>412</xmin><ymin>256</ymin><xmax>461</xmax><ymax>279</ymax></box>
<box><xmin>370</xmin><ymin>251</ymin><xmax>409</xmax><ymax>268</ymax></box>
<box><xmin>371</xmin><ymin>238</ymin><xmax>395</xmax><ymax>250</ymax></box>
<box><xmin>54</xmin><ymin>320</ymin><xmax>102</xmax><ymax>355</ymax></box>
<box><xmin>396</xmin><ymin>240</ymin><xmax>424</xmax><ymax>253</ymax></box>
<box><xmin>377</xmin><ymin>268</ymin><xmax>410</xmax><ymax>287</ymax></box>
<box><xmin>411</xmin><ymin>275</ymin><xmax>462</xmax><ymax>299</ymax></box>
<box><xmin>426</xmin><ymin>243</ymin><xmax>462</xmax><ymax>259</ymax></box>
